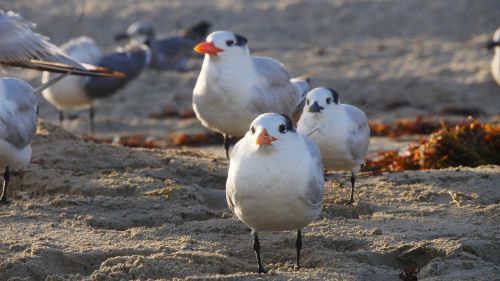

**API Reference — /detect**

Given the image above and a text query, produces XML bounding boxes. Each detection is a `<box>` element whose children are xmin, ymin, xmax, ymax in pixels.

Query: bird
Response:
<box><xmin>486</xmin><ymin>27</ymin><xmax>500</xmax><ymax>87</ymax></box>
<box><xmin>226</xmin><ymin>113</ymin><xmax>324</xmax><ymax>273</ymax></box>
<box><xmin>114</xmin><ymin>20</ymin><xmax>211</xmax><ymax>71</ymax></box>
<box><xmin>0</xmin><ymin>10</ymin><xmax>123</xmax><ymax>78</ymax></box>
<box><xmin>193</xmin><ymin>30</ymin><xmax>310</xmax><ymax>158</ymax></box>
<box><xmin>0</xmin><ymin>77</ymin><xmax>38</xmax><ymax>204</ymax></box>
<box><xmin>41</xmin><ymin>36</ymin><xmax>151</xmax><ymax>134</ymax></box>
<box><xmin>297</xmin><ymin>87</ymin><xmax>370</xmax><ymax>205</ymax></box>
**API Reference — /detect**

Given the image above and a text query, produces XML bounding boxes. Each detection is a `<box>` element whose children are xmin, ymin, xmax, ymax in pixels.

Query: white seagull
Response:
<box><xmin>226</xmin><ymin>113</ymin><xmax>324</xmax><ymax>273</ymax></box>
<box><xmin>0</xmin><ymin>78</ymin><xmax>38</xmax><ymax>204</ymax></box>
<box><xmin>0</xmin><ymin>10</ymin><xmax>123</xmax><ymax>78</ymax></box>
<box><xmin>41</xmin><ymin>36</ymin><xmax>151</xmax><ymax>133</ymax></box>
<box><xmin>193</xmin><ymin>30</ymin><xmax>310</xmax><ymax>158</ymax></box>
<box><xmin>486</xmin><ymin>27</ymin><xmax>500</xmax><ymax>87</ymax></box>
<box><xmin>297</xmin><ymin>87</ymin><xmax>370</xmax><ymax>205</ymax></box>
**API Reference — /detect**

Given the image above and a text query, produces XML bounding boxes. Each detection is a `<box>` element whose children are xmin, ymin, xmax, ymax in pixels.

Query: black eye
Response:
<box><xmin>279</xmin><ymin>124</ymin><xmax>286</xmax><ymax>134</ymax></box>
<box><xmin>251</xmin><ymin>126</ymin><xmax>255</xmax><ymax>134</ymax></box>
<box><xmin>306</xmin><ymin>99</ymin><xmax>310</xmax><ymax>106</ymax></box>
<box><xmin>226</xmin><ymin>40</ymin><xmax>234</xmax><ymax>46</ymax></box>
<box><xmin>326</xmin><ymin>98</ymin><xmax>332</xmax><ymax>104</ymax></box>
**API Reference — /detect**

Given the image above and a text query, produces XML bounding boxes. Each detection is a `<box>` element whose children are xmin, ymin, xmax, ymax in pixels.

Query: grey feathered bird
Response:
<box><xmin>114</xmin><ymin>20</ymin><xmax>211</xmax><ymax>71</ymax></box>
<box><xmin>42</xmin><ymin>37</ymin><xmax>151</xmax><ymax>133</ymax></box>
<box><xmin>0</xmin><ymin>78</ymin><xmax>38</xmax><ymax>204</ymax></box>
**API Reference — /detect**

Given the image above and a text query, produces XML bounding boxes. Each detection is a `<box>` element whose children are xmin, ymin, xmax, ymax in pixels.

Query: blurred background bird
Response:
<box><xmin>41</xmin><ymin>36</ymin><xmax>151</xmax><ymax>134</ymax></box>
<box><xmin>114</xmin><ymin>20</ymin><xmax>210</xmax><ymax>71</ymax></box>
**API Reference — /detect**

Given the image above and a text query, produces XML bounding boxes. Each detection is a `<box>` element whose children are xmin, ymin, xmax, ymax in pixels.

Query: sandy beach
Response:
<box><xmin>1</xmin><ymin>0</ymin><xmax>499</xmax><ymax>280</ymax></box>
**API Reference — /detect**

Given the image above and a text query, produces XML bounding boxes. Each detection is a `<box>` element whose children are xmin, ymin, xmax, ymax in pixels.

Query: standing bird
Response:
<box><xmin>226</xmin><ymin>113</ymin><xmax>324</xmax><ymax>273</ymax></box>
<box><xmin>0</xmin><ymin>10</ymin><xmax>122</xmax><ymax>78</ymax></box>
<box><xmin>0</xmin><ymin>78</ymin><xmax>38</xmax><ymax>204</ymax></box>
<box><xmin>297</xmin><ymin>87</ymin><xmax>370</xmax><ymax>205</ymax></box>
<box><xmin>114</xmin><ymin>20</ymin><xmax>211</xmax><ymax>71</ymax></box>
<box><xmin>41</xmin><ymin>37</ymin><xmax>151</xmax><ymax>133</ymax></box>
<box><xmin>193</xmin><ymin>30</ymin><xmax>310</xmax><ymax>158</ymax></box>
<box><xmin>486</xmin><ymin>27</ymin><xmax>500</xmax><ymax>87</ymax></box>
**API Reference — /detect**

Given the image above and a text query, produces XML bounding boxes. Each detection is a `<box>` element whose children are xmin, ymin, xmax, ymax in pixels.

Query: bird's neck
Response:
<box><xmin>203</xmin><ymin>54</ymin><xmax>255</xmax><ymax>85</ymax></box>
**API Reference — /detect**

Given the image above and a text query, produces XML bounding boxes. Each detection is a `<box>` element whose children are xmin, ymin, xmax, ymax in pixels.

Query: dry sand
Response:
<box><xmin>1</xmin><ymin>0</ymin><xmax>500</xmax><ymax>280</ymax></box>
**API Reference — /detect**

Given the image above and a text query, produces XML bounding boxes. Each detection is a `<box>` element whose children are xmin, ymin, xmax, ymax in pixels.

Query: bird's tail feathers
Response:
<box><xmin>181</xmin><ymin>20</ymin><xmax>211</xmax><ymax>41</ymax></box>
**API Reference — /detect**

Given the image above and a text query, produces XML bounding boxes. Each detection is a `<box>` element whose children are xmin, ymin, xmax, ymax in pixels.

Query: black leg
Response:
<box><xmin>346</xmin><ymin>171</ymin><xmax>355</xmax><ymax>205</ymax></box>
<box><xmin>253</xmin><ymin>232</ymin><xmax>267</xmax><ymax>273</ymax></box>
<box><xmin>58</xmin><ymin>110</ymin><xmax>64</xmax><ymax>125</ymax></box>
<box><xmin>0</xmin><ymin>166</ymin><xmax>10</xmax><ymax>204</ymax></box>
<box><xmin>89</xmin><ymin>105</ymin><xmax>95</xmax><ymax>135</ymax></box>
<box><xmin>223</xmin><ymin>134</ymin><xmax>230</xmax><ymax>159</ymax></box>
<box><xmin>296</xmin><ymin>229</ymin><xmax>302</xmax><ymax>269</ymax></box>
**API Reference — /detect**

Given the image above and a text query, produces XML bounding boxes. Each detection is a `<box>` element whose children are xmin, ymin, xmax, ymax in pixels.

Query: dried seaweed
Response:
<box><xmin>369</xmin><ymin>116</ymin><xmax>453</xmax><ymax>137</ymax></box>
<box><xmin>365</xmin><ymin>119</ymin><xmax>500</xmax><ymax>172</ymax></box>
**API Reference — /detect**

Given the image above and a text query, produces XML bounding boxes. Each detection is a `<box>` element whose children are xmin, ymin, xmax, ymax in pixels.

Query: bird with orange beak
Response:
<box><xmin>192</xmin><ymin>31</ymin><xmax>310</xmax><ymax>158</ymax></box>
<box><xmin>226</xmin><ymin>113</ymin><xmax>324</xmax><ymax>273</ymax></box>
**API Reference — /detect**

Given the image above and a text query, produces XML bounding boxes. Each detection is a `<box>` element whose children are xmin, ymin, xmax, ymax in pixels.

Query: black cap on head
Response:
<box><xmin>327</xmin><ymin>88</ymin><xmax>339</xmax><ymax>104</ymax></box>
<box><xmin>279</xmin><ymin>114</ymin><xmax>296</xmax><ymax>132</ymax></box>
<box><xmin>235</xmin><ymin>34</ymin><xmax>248</xmax><ymax>46</ymax></box>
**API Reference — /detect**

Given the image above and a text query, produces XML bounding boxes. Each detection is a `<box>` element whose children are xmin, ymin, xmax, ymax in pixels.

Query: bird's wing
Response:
<box><xmin>249</xmin><ymin>57</ymin><xmax>309</xmax><ymax>116</ymax></box>
<box><xmin>0</xmin><ymin>78</ymin><xmax>37</xmax><ymax>149</ymax></box>
<box><xmin>0</xmin><ymin>11</ymin><xmax>123</xmax><ymax>78</ymax></box>
<box><xmin>83</xmin><ymin>48</ymin><xmax>148</xmax><ymax>98</ymax></box>
<box><xmin>343</xmin><ymin>104</ymin><xmax>370</xmax><ymax>162</ymax></box>
<box><xmin>303</xmin><ymin>136</ymin><xmax>324</xmax><ymax>206</ymax></box>
<box><xmin>60</xmin><ymin>36</ymin><xmax>102</xmax><ymax>65</ymax></box>
<box><xmin>0</xmin><ymin>10</ymin><xmax>62</xmax><ymax>63</ymax></box>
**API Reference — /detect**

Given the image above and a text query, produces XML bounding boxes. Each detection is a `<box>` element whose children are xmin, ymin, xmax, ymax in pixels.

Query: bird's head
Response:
<box><xmin>486</xmin><ymin>27</ymin><xmax>500</xmax><ymax>51</ymax></box>
<box><xmin>247</xmin><ymin>113</ymin><xmax>296</xmax><ymax>150</ymax></box>
<box><xmin>194</xmin><ymin>30</ymin><xmax>249</xmax><ymax>59</ymax></box>
<box><xmin>115</xmin><ymin>21</ymin><xmax>155</xmax><ymax>46</ymax></box>
<box><xmin>304</xmin><ymin>87</ymin><xmax>340</xmax><ymax>116</ymax></box>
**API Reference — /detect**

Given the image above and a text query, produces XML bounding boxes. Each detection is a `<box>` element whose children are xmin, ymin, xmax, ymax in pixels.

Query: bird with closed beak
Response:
<box><xmin>297</xmin><ymin>87</ymin><xmax>370</xmax><ymax>205</ymax></box>
<box><xmin>226</xmin><ymin>113</ymin><xmax>324</xmax><ymax>273</ymax></box>
<box><xmin>193</xmin><ymin>30</ymin><xmax>310</xmax><ymax>158</ymax></box>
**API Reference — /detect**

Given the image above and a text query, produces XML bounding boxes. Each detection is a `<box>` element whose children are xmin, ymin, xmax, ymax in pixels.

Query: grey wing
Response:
<box><xmin>226</xmin><ymin>139</ymin><xmax>247</xmax><ymax>212</ymax></box>
<box><xmin>303</xmin><ymin>136</ymin><xmax>324</xmax><ymax>206</ymax></box>
<box><xmin>83</xmin><ymin>49</ymin><xmax>147</xmax><ymax>98</ymax></box>
<box><xmin>343</xmin><ymin>104</ymin><xmax>370</xmax><ymax>161</ymax></box>
<box><xmin>0</xmin><ymin>78</ymin><xmax>37</xmax><ymax>149</ymax></box>
<box><xmin>0</xmin><ymin>11</ymin><xmax>81</xmax><ymax>68</ymax></box>
<box><xmin>249</xmin><ymin>57</ymin><xmax>304</xmax><ymax>116</ymax></box>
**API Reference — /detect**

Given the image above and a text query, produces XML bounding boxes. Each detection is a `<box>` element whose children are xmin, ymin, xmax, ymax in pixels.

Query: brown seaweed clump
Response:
<box><xmin>366</xmin><ymin>119</ymin><xmax>500</xmax><ymax>172</ymax></box>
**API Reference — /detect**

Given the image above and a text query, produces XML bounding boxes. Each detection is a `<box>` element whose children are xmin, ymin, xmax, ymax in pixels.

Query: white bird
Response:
<box><xmin>487</xmin><ymin>27</ymin><xmax>500</xmax><ymax>87</ymax></box>
<box><xmin>0</xmin><ymin>10</ymin><xmax>123</xmax><ymax>77</ymax></box>
<box><xmin>0</xmin><ymin>77</ymin><xmax>38</xmax><ymax>204</ymax></box>
<box><xmin>297</xmin><ymin>87</ymin><xmax>370</xmax><ymax>205</ymax></box>
<box><xmin>226</xmin><ymin>113</ymin><xmax>324</xmax><ymax>273</ymax></box>
<box><xmin>41</xmin><ymin>36</ymin><xmax>151</xmax><ymax>133</ymax></box>
<box><xmin>193</xmin><ymin>30</ymin><xmax>310</xmax><ymax>158</ymax></box>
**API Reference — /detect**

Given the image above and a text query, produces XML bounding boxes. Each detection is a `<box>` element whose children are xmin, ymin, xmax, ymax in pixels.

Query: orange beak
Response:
<box><xmin>256</xmin><ymin>129</ymin><xmax>277</xmax><ymax>146</ymax></box>
<box><xmin>194</xmin><ymin>41</ymin><xmax>223</xmax><ymax>56</ymax></box>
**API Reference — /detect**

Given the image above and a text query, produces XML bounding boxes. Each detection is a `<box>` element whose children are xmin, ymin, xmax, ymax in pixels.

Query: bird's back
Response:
<box><xmin>84</xmin><ymin>48</ymin><xmax>148</xmax><ymax>99</ymax></box>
